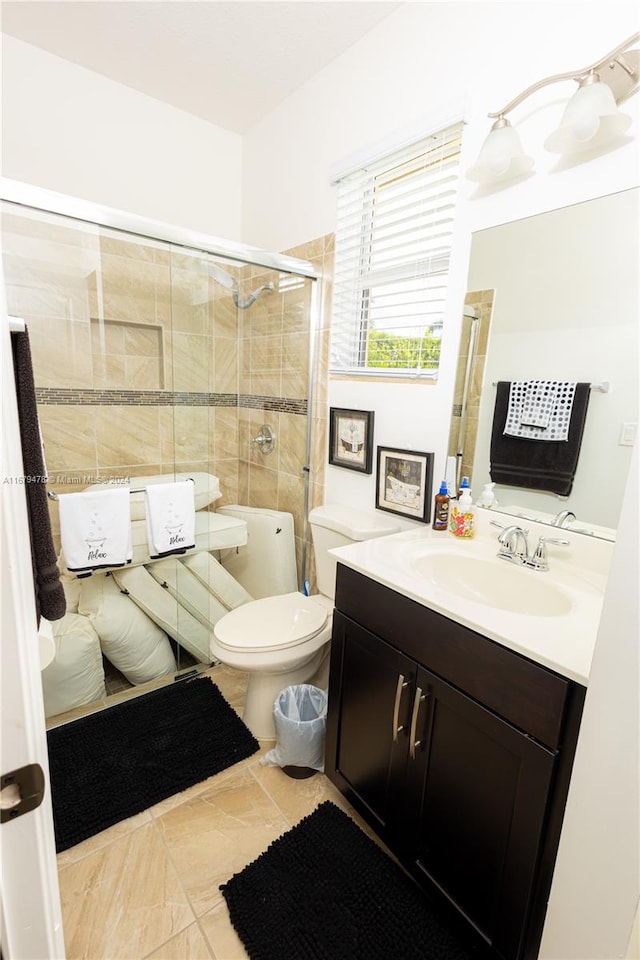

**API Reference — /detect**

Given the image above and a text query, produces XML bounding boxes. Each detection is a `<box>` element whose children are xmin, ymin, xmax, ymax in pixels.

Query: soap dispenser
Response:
<box><xmin>449</xmin><ymin>477</ymin><xmax>475</xmax><ymax>539</ymax></box>
<box><xmin>476</xmin><ymin>482</ymin><xmax>497</xmax><ymax>508</ymax></box>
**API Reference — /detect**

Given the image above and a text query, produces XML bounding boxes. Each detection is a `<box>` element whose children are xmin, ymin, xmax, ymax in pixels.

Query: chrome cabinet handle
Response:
<box><xmin>409</xmin><ymin>687</ymin><xmax>427</xmax><ymax>759</ymax></box>
<box><xmin>392</xmin><ymin>674</ymin><xmax>409</xmax><ymax>742</ymax></box>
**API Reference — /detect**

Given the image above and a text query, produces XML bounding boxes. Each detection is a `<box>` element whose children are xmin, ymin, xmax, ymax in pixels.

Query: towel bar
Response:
<box><xmin>491</xmin><ymin>380</ymin><xmax>610</xmax><ymax>393</ymax></box>
<box><xmin>47</xmin><ymin>477</ymin><xmax>195</xmax><ymax>501</ymax></box>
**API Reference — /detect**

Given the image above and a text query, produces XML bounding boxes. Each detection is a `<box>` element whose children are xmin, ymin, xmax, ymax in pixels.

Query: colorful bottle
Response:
<box><xmin>449</xmin><ymin>477</ymin><xmax>475</xmax><ymax>539</ymax></box>
<box><xmin>432</xmin><ymin>480</ymin><xmax>450</xmax><ymax>531</ymax></box>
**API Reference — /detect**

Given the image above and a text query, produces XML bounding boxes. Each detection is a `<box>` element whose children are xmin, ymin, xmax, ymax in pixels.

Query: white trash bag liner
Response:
<box><xmin>261</xmin><ymin>684</ymin><xmax>327</xmax><ymax>773</ymax></box>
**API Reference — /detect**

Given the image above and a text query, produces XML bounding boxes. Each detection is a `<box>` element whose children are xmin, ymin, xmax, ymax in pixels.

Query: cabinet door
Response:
<box><xmin>405</xmin><ymin>666</ymin><xmax>556</xmax><ymax>960</ymax></box>
<box><xmin>325</xmin><ymin>612</ymin><xmax>415</xmax><ymax>841</ymax></box>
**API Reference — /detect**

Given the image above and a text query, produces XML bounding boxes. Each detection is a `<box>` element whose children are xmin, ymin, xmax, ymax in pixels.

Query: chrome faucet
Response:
<box><xmin>551</xmin><ymin>509</ymin><xmax>576</xmax><ymax>527</ymax></box>
<box><xmin>492</xmin><ymin>521</ymin><xmax>569</xmax><ymax>571</ymax></box>
<box><xmin>497</xmin><ymin>525</ymin><xmax>530</xmax><ymax>562</ymax></box>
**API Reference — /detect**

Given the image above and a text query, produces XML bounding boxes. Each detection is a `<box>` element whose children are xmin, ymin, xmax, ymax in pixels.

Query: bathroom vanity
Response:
<box><xmin>325</xmin><ymin>520</ymin><xmax>608</xmax><ymax>960</ymax></box>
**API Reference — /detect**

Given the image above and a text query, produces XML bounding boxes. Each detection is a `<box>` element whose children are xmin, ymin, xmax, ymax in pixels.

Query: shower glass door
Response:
<box><xmin>2</xmin><ymin>195</ymin><xmax>319</xmax><ymax>723</ymax></box>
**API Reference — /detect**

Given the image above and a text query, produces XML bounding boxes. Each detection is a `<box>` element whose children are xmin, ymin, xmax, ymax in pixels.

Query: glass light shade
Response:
<box><xmin>467</xmin><ymin>121</ymin><xmax>534</xmax><ymax>183</ymax></box>
<box><xmin>544</xmin><ymin>78</ymin><xmax>632</xmax><ymax>154</ymax></box>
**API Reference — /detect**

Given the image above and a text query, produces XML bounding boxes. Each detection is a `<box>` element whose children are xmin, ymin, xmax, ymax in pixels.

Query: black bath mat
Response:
<box><xmin>220</xmin><ymin>801</ymin><xmax>477</xmax><ymax>960</ymax></box>
<box><xmin>47</xmin><ymin>676</ymin><xmax>259</xmax><ymax>852</ymax></box>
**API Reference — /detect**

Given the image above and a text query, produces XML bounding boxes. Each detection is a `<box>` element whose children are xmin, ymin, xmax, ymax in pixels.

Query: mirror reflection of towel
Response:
<box><xmin>490</xmin><ymin>381</ymin><xmax>591</xmax><ymax>496</ymax></box>
<box><xmin>505</xmin><ymin>380</ymin><xmax>576</xmax><ymax>440</ymax></box>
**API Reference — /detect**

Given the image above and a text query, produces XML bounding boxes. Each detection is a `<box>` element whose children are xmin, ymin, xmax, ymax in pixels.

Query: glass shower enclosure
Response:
<box><xmin>1</xmin><ymin>179</ymin><xmax>321</xmax><ymax>722</ymax></box>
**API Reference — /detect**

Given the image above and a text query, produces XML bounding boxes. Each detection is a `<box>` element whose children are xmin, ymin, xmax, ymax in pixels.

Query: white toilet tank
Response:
<box><xmin>309</xmin><ymin>505</ymin><xmax>399</xmax><ymax>599</ymax></box>
<box><xmin>216</xmin><ymin>505</ymin><xmax>297</xmax><ymax>599</ymax></box>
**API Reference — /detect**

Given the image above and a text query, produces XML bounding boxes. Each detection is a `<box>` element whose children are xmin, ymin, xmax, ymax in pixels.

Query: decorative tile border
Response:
<box><xmin>35</xmin><ymin>387</ymin><xmax>307</xmax><ymax>415</ymax></box>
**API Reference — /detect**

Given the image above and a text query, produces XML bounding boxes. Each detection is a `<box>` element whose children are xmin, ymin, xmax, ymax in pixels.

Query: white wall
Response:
<box><xmin>242</xmin><ymin>1</ymin><xmax>639</xmax><ymax>515</ymax></box>
<box><xmin>1</xmin><ymin>36</ymin><xmax>243</xmax><ymax>239</ymax></box>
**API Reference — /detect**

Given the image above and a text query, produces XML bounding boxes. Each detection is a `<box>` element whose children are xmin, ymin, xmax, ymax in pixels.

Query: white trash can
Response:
<box><xmin>260</xmin><ymin>684</ymin><xmax>327</xmax><ymax>778</ymax></box>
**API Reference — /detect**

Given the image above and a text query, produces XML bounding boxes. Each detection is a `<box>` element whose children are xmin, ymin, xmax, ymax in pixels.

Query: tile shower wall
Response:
<box><xmin>237</xmin><ymin>235</ymin><xmax>333</xmax><ymax>585</ymax></box>
<box><xmin>2</xmin><ymin>205</ymin><xmax>332</xmax><ymax>590</ymax></box>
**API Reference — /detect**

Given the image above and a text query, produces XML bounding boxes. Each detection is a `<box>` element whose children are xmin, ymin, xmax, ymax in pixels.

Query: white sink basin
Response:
<box><xmin>413</xmin><ymin>552</ymin><xmax>573</xmax><ymax>617</ymax></box>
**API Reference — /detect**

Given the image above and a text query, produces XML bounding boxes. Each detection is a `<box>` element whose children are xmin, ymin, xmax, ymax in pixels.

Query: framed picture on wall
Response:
<box><xmin>328</xmin><ymin>407</ymin><xmax>374</xmax><ymax>474</ymax></box>
<box><xmin>375</xmin><ymin>446</ymin><xmax>434</xmax><ymax>523</ymax></box>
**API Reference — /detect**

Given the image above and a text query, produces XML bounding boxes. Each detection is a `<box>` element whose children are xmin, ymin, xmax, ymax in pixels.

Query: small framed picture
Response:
<box><xmin>328</xmin><ymin>408</ymin><xmax>375</xmax><ymax>474</ymax></box>
<box><xmin>376</xmin><ymin>447</ymin><xmax>434</xmax><ymax>523</ymax></box>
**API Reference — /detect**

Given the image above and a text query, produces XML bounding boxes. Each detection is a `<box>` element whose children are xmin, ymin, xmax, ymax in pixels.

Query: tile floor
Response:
<box><xmin>51</xmin><ymin>664</ymin><xmax>377</xmax><ymax>960</ymax></box>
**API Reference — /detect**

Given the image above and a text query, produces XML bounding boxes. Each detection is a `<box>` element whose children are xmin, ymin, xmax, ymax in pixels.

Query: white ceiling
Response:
<box><xmin>1</xmin><ymin>1</ymin><xmax>401</xmax><ymax>133</ymax></box>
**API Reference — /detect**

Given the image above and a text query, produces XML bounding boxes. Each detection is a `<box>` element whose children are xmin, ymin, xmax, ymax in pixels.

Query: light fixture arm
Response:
<box><xmin>488</xmin><ymin>31</ymin><xmax>640</xmax><ymax>119</ymax></box>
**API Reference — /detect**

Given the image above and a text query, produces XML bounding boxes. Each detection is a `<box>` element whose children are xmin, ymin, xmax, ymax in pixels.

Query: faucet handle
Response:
<box><xmin>528</xmin><ymin>536</ymin><xmax>569</xmax><ymax>572</ymax></box>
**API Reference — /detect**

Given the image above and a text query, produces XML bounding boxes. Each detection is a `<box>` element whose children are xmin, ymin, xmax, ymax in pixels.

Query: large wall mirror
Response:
<box><xmin>449</xmin><ymin>187</ymin><xmax>638</xmax><ymax>541</ymax></box>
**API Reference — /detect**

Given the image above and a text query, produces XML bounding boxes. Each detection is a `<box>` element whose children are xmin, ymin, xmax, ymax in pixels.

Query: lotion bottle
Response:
<box><xmin>449</xmin><ymin>477</ymin><xmax>475</xmax><ymax>539</ymax></box>
<box><xmin>432</xmin><ymin>480</ymin><xmax>450</xmax><ymax>531</ymax></box>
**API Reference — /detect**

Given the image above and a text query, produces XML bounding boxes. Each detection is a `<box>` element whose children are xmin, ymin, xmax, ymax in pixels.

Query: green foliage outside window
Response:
<box><xmin>366</xmin><ymin>330</ymin><xmax>441</xmax><ymax>370</ymax></box>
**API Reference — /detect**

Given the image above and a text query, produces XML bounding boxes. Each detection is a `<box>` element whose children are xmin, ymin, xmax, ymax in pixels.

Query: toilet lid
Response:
<box><xmin>214</xmin><ymin>592</ymin><xmax>330</xmax><ymax>653</ymax></box>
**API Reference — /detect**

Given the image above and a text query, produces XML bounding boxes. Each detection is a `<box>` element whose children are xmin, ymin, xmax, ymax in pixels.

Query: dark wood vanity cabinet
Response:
<box><xmin>326</xmin><ymin>565</ymin><xmax>586</xmax><ymax>960</ymax></box>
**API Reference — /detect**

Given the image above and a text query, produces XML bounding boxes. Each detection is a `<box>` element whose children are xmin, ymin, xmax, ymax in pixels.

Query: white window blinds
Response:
<box><xmin>330</xmin><ymin>121</ymin><xmax>464</xmax><ymax>379</ymax></box>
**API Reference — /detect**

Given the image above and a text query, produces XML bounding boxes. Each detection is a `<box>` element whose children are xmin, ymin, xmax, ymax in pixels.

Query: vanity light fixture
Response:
<box><xmin>468</xmin><ymin>32</ymin><xmax>639</xmax><ymax>184</ymax></box>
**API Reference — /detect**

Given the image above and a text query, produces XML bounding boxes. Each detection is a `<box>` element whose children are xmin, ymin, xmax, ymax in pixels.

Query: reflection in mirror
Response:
<box><xmin>449</xmin><ymin>188</ymin><xmax>638</xmax><ymax>540</ymax></box>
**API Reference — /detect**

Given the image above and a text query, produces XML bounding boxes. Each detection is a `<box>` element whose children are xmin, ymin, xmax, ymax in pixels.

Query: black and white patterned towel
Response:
<box><xmin>504</xmin><ymin>380</ymin><xmax>577</xmax><ymax>441</ymax></box>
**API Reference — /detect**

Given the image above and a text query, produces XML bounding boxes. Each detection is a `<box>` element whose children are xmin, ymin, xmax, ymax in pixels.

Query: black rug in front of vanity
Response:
<box><xmin>220</xmin><ymin>801</ymin><xmax>478</xmax><ymax>960</ymax></box>
<box><xmin>47</xmin><ymin>676</ymin><xmax>259</xmax><ymax>852</ymax></box>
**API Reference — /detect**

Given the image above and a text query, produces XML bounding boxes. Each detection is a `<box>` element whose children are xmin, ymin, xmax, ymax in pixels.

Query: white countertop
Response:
<box><xmin>330</xmin><ymin>511</ymin><xmax>612</xmax><ymax>687</ymax></box>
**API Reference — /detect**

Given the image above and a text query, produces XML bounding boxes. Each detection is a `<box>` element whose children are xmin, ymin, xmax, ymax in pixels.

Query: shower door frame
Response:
<box><xmin>1</xmin><ymin>176</ymin><xmax>322</xmax><ymax>586</ymax></box>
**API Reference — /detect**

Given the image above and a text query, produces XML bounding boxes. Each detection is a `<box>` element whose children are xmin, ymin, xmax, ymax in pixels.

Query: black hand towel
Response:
<box><xmin>489</xmin><ymin>381</ymin><xmax>591</xmax><ymax>496</ymax></box>
<box><xmin>10</xmin><ymin>329</ymin><xmax>66</xmax><ymax>624</ymax></box>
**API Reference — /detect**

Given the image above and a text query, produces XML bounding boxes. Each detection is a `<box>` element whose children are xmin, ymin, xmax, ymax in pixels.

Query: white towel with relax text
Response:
<box><xmin>144</xmin><ymin>479</ymin><xmax>196</xmax><ymax>558</ymax></box>
<box><xmin>58</xmin><ymin>488</ymin><xmax>132</xmax><ymax>573</ymax></box>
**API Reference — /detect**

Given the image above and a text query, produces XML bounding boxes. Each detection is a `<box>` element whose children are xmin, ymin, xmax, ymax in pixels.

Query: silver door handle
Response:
<box><xmin>392</xmin><ymin>674</ymin><xmax>409</xmax><ymax>742</ymax></box>
<box><xmin>409</xmin><ymin>687</ymin><xmax>427</xmax><ymax>759</ymax></box>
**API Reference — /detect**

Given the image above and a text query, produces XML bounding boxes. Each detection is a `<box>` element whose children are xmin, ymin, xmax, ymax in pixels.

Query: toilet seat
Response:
<box><xmin>213</xmin><ymin>592</ymin><xmax>330</xmax><ymax>654</ymax></box>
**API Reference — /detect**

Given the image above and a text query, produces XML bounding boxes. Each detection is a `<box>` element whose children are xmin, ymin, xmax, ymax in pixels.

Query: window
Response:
<box><xmin>330</xmin><ymin>121</ymin><xmax>464</xmax><ymax>380</ymax></box>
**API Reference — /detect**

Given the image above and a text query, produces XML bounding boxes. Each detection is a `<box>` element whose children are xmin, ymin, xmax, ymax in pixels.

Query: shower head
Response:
<box><xmin>206</xmin><ymin>263</ymin><xmax>275</xmax><ymax>309</ymax></box>
<box><xmin>207</xmin><ymin>262</ymin><xmax>239</xmax><ymax>293</ymax></box>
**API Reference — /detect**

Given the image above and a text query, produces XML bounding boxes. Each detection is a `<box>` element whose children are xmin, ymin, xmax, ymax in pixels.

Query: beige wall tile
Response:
<box><xmin>277</xmin><ymin>471</ymin><xmax>305</xmax><ymax>538</ymax></box>
<box><xmin>212</xmin><ymin>294</ymin><xmax>237</xmax><ymax>338</ymax></box>
<box><xmin>29</xmin><ymin>318</ymin><xmax>93</xmax><ymax>389</ymax></box>
<box><xmin>161</xmin><ymin>406</ymin><xmax>215</xmax><ymax>465</ymax></box>
<box><xmin>214</xmin><ymin>338</ymin><xmax>238</xmax><ymax>394</ymax></box>
<box><xmin>168</xmin><ymin>332</ymin><xmax>212</xmax><ymax>392</ymax></box>
<box><xmin>247</xmin><ymin>462</ymin><xmax>278</xmax><ymax>508</ymax></box>
<box><xmin>94</xmin><ymin>405</ymin><xmax>161</xmax><ymax>468</ymax></box>
<box><xmin>277</xmin><ymin>412</ymin><xmax>307</xmax><ymax>478</ymax></box>
<box><xmin>214</xmin><ymin>407</ymin><xmax>239</xmax><ymax>461</ymax></box>
<box><xmin>38</xmin><ymin>405</ymin><xmax>97</xmax><ymax>474</ymax></box>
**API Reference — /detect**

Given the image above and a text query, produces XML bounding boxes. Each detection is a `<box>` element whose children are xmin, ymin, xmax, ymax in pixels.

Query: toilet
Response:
<box><xmin>211</xmin><ymin>504</ymin><xmax>398</xmax><ymax>739</ymax></box>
